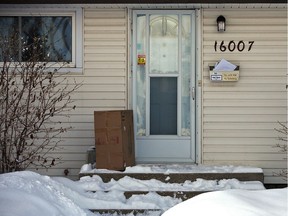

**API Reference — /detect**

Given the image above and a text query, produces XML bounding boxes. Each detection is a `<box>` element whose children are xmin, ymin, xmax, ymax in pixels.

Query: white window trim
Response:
<box><xmin>0</xmin><ymin>7</ymin><xmax>83</xmax><ymax>73</ymax></box>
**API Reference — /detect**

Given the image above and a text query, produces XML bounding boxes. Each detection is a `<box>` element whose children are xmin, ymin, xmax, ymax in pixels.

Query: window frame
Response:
<box><xmin>0</xmin><ymin>7</ymin><xmax>83</xmax><ymax>73</ymax></box>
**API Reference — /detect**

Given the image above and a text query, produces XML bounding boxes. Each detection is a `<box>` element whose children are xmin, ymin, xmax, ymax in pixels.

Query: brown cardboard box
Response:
<box><xmin>94</xmin><ymin>110</ymin><xmax>135</xmax><ymax>170</ymax></box>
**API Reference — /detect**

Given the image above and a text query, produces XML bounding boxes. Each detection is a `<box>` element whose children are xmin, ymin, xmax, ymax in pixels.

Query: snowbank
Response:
<box><xmin>0</xmin><ymin>171</ymin><xmax>94</xmax><ymax>216</ymax></box>
<box><xmin>80</xmin><ymin>164</ymin><xmax>263</xmax><ymax>174</ymax></box>
<box><xmin>77</xmin><ymin>175</ymin><xmax>265</xmax><ymax>192</ymax></box>
<box><xmin>0</xmin><ymin>171</ymin><xmax>180</xmax><ymax>216</ymax></box>
<box><xmin>163</xmin><ymin>188</ymin><xmax>288</xmax><ymax>216</ymax></box>
<box><xmin>0</xmin><ymin>171</ymin><xmax>286</xmax><ymax>216</ymax></box>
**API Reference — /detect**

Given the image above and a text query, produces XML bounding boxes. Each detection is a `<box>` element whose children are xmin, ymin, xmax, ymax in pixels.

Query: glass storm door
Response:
<box><xmin>132</xmin><ymin>11</ymin><xmax>196</xmax><ymax>163</ymax></box>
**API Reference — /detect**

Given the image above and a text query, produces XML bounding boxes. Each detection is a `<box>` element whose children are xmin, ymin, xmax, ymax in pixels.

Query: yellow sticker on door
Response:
<box><xmin>137</xmin><ymin>55</ymin><xmax>146</xmax><ymax>65</ymax></box>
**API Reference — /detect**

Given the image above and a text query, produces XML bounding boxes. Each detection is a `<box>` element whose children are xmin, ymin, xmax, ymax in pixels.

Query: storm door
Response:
<box><xmin>132</xmin><ymin>10</ymin><xmax>196</xmax><ymax>163</ymax></box>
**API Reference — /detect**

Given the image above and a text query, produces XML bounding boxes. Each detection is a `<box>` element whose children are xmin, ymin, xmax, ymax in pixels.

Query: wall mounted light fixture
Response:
<box><xmin>217</xmin><ymin>15</ymin><xmax>226</xmax><ymax>32</ymax></box>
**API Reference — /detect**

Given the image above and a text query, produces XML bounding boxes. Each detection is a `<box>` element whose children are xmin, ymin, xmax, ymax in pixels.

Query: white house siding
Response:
<box><xmin>4</xmin><ymin>5</ymin><xmax>286</xmax><ymax>183</ymax></box>
<box><xmin>202</xmin><ymin>9</ymin><xmax>287</xmax><ymax>183</ymax></box>
<box><xmin>35</xmin><ymin>8</ymin><xmax>128</xmax><ymax>179</ymax></box>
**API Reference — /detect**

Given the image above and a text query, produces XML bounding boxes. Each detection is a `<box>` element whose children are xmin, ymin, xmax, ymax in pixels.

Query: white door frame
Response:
<box><xmin>130</xmin><ymin>9</ymin><xmax>201</xmax><ymax>164</ymax></box>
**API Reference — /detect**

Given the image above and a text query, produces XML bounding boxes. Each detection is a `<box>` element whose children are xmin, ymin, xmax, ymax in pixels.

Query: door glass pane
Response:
<box><xmin>136</xmin><ymin>15</ymin><xmax>146</xmax><ymax>136</ymax></box>
<box><xmin>181</xmin><ymin>15</ymin><xmax>192</xmax><ymax>136</ymax></box>
<box><xmin>149</xmin><ymin>15</ymin><xmax>178</xmax><ymax>74</ymax></box>
<box><xmin>150</xmin><ymin>77</ymin><xmax>177</xmax><ymax>135</ymax></box>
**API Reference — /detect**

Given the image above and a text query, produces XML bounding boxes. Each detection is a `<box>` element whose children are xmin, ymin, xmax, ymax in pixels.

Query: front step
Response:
<box><xmin>80</xmin><ymin>172</ymin><xmax>264</xmax><ymax>183</ymax></box>
<box><xmin>90</xmin><ymin>209</ymin><xmax>163</xmax><ymax>215</ymax></box>
<box><xmin>124</xmin><ymin>191</ymin><xmax>206</xmax><ymax>200</ymax></box>
<box><xmin>79</xmin><ymin>164</ymin><xmax>264</xmax><ymax>183</ymax></box>
<box><xmin>87</xmin><ymin>190</ymin><xmax>205</xmax><ymax>201</ymax></box>
<box><xmin>79</xmin><ymin>164</ymin><xmax>264</xmax><ymax>215</ymax></box>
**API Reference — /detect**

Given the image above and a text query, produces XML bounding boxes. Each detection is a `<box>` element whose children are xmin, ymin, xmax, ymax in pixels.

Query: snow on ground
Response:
<box><xmin>0</xmin><ymin>171</ymin><xmax>94</xmax><ymax>216</ymax></box>
<box><xmin>76</xmin><ymin>175</ymin><xmax>265</xmax><ymax>192</ymax></box>
<box><xmin>0</xmin><ymin>168</ymin><xmax>286</xmax><ymax>216</ymax></box>
<box><xmin>163</xmin><ymin>189</ymin><xmax>288</xmax><ymax>216</ymax></box>
<box><xmin>80</xmin><ymin>163</ymin><xmax>263</xmax><ymax>174</ymax></box>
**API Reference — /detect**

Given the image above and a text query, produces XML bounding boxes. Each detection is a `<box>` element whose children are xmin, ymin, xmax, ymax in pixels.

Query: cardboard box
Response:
<box><xmin>94</xmin><ymin>110</ymin><xmax>135</xmax><ymax>170</ymax></box>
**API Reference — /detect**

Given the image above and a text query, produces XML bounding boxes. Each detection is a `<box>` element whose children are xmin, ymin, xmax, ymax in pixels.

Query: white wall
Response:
<box><xmin>202</xmin><ymin>9</ymin><xmax>287</xmax><ymax>184</ymax></box>
<box><xmin>19</xmin><ymin>5</ymin><xmax>286</xmax><ymax>183</ymax></box>
<box><xmin>35</xmin><ymin>8</ymin><xmax>128</xmax><ymax>179</ymax></box>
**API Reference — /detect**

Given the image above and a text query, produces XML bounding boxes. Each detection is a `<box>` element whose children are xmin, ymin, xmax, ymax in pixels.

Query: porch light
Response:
<box><xmin>217</xmin><ymin>15</ymin><xmax>226</xmax><ymax>32</ymax></box>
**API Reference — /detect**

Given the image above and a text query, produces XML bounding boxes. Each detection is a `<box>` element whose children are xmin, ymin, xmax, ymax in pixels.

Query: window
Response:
<box><xmin>0</xmin><ymin>9</ymin><xmax>83</xmax><ymax>71</ymax></box>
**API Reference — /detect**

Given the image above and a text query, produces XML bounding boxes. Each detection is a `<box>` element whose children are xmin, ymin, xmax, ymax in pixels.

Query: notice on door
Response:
<box><xmin>137</xmin><ymin>55</ymin><xmax>146</xmax><ymax>65</ymax></box>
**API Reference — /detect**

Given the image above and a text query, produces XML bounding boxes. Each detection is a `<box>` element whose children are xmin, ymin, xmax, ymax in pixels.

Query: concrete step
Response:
<box><xmin>87</xmin><ymin>190</ymin><xmax>205</xmax><ymax>201</ymax></box>
<box><xmin>79</xmin><ymin>172</ymin><xmax>264</xmax><ymax>183</ymax></box>
<box><xmin>123</xmin><ymin>190</ymin><xmax>205</xmax><ymax>200</ymax></box>
<box><xmin>80</xmin><ymin>165</ymin><xmax>264</xmax><ymax>215</ymax></box>
<box><xmin>90</xmin><ymin>209</ymin><xmax>163</xmax><ymax>215</ymax></box>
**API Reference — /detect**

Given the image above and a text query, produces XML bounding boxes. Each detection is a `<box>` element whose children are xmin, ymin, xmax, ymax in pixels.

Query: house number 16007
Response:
<box><xmin>214</xmin><ymin>40</ymin><xmax>254</xmax><ymax>52</ymax></box>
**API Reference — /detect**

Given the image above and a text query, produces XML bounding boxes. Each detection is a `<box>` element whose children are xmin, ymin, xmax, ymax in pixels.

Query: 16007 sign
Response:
<box><xmin>214</xmin><ymin>40</ymin><xmax>254</xmax><ymax>52</ymax></box>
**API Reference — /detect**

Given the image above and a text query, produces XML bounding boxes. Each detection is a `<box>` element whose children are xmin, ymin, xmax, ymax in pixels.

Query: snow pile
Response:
<box><xmin>163</xmin><ymin>189</ymin><xmax>288</xmax><ymax>216</ymax></box>
<box><xmin>77</xmin><ymin>175</ymin><xmax>265</xmax><ymax>192</ymax></box>
<box><xmin>0</xmin><ymin>171</ymin><xmax>94</xmax><ymax>216</ymax></box>
<box><xmin>0</xmin><ymin>171</ymin><xmax>286</xmax><ymax>216</ymax></box>
<box><xmin>0</xmin><ymin>171</ymin><xmax>180</xmax><ymax>216</ymax></box>
<box><xmin>80</xmin><ymin>164</ymin><xmax>263</xmax><ymax>174</ymax></box>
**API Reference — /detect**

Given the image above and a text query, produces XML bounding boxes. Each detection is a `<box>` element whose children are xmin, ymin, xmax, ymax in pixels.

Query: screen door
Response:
<box><xmin>132</xmin><ymin>10</ymin><xmax>196</xmax><ymax>163</ymax></box>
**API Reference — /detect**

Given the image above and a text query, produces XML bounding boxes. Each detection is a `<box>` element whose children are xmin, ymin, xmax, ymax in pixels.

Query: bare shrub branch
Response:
<box><xmin>273</xmin><ymin>121</ymin><xmax>288</xmax><ymax>181</ymax></box>
<box><xmin>0</xmin><ymin>23</ymin><xmax>81</xmax><ymax>173</ymax></box>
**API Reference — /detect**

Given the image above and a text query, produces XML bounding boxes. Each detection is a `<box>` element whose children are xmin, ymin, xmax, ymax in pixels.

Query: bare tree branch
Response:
<box><xmin>0</xmin><ymin>24</ymin><xmax>81</xmax><ymax>173</ymax></box>
<box><xmin>273</xmin><ymin>121</ymin><xmax>288</xmax><ymax>181</ymax></box>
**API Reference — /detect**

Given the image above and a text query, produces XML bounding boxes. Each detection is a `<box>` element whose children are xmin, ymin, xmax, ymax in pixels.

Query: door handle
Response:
<box><xmin>192</xmin><ymin>87</ymin><xmax>195</xmax><ymax>100</ymax></box>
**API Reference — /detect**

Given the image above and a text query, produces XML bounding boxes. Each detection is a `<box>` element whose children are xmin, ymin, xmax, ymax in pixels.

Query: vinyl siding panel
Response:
<box><xmin>202</xmin><ymin>9</ymin><xmax>287</xmax><ymax>184</ymax></box>
<box><xmin>41</xmin><ymin>8</ymin><xmax>128</xmax><ymax>180</ymax></box>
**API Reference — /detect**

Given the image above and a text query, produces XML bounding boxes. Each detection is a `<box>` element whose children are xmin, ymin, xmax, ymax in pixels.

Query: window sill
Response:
<box><xmin>57</xmin><ymin>67</ymin><xmax>83</xmax><ymax>74</ymax></box>
<box><xmin>43</xmin><ymin>66</ymin><xmax>83</xmax><ymax>74</ymax></box>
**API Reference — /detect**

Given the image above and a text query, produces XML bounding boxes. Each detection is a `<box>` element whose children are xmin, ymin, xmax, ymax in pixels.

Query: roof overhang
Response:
<box><xmin>0</xmin><ymin>0</ymin><xmax>286</xmax><ymax>4</ymax></box>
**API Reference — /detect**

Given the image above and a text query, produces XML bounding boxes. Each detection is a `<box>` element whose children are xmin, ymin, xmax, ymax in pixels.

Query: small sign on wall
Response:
<box><xmin>209</xmin><ymin>65</ymin><xmax>240</xmax><ymax>82</ymax></box>
<box><xmin>209</xmin><ymin>59</ymin><xmax>239</xmax><ymax>82</ymax></box>
<box><xmin>210</xmin><ymin>70</ymin><xmax>240</xmax><ymax>81</ymax></box>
